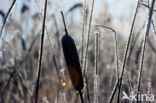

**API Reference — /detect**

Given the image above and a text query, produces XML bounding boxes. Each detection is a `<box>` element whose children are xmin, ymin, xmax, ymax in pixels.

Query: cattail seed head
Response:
<box><xmin>61</xmin><ymin>34</ymin><xmax>84</xmax><ymax>91</ymax></box>
<box><xmin>61</xmin><ymin>11</ymin><xmax>84</xmax><ymax>91</ymax></box>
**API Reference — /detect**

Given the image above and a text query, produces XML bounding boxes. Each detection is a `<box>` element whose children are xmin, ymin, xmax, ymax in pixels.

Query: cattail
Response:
<box><xmin>61</xmin><ymin>11</ymin><xmax>84</xmax><ymax>103</ymax></box>
<box><xmin>61</xmin><ymin>11</ymin><xmax>84</xmax><ymax>91</ymax></box>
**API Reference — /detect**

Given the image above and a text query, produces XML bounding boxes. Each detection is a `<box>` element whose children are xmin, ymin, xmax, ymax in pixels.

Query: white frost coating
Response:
<box><xmin>94</xmin><ymin>75</ymin><xmax>99</xmax><ymax>103</ymax></box>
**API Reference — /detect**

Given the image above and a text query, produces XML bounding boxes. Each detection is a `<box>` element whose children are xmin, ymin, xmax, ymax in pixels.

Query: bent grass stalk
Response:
<box><xmin>34</xmin><ymin>0</ymin><xmax>48</xmax><ymax>103</ymax></box>
<box><xmin>95</xmin><ymin>24</ymin><xmax>119</xmax><ymax>103</ymax></box>
<box><xmin>95</xmin><ymin>24</ymin><xmax>119</xmax><ymax>80</ymax></box>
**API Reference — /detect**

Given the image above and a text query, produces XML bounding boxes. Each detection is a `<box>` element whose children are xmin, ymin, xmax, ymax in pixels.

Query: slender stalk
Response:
<box><xmin>127</xmin><ymin>21</ymin><xmax>146</xmax><ymax>65</ymax></box>
<box><xmin>147</xmin><ymin>38</ymin><xmax>156</xmax><ymax>52</ymax></box>
<box><xmin>117</xmin><ymin>0</ymin><xmax>140</xmax><ymax>102</ymax></box>
<box><xmin>95</xmin><ymin>32</ymin><xmax>99</xmax><ymax>75</ymax></box>
<box><xmin>94</xmin><ymin>32</ymin><xmax>99</xmax><ymax>103</ymax></box>
<box><xmin>79</xmin><ymin>90</ymin><xmax>84</xmax><ymax>103</ymax></box>
<box><xmin>0</xmin><ymin>0</ymin><xmax>17</xmax><ymax>38</ymax></box>
<box><xmin>81</xmin><ymin>0</ymin><xmax>87</xmax><ymax>65</ymax></box>
<box><xmin>83</xmin><ymin>0</ymin><xmax>95</xmax><ymax>103</ymax></box>
<box><xmin>61</xmin><ymin>11</ymin><xmax>68</xmax><ymax>35</ymax></box>
<box><xmin>34</xmin><ymin>0</ymin><xmax>48</xmax><ymax>103</ymax></box>
<box><xmin>53</xmin><ymin>15</ymin><xmax>61</xmax><ymax>50</ymax></box>
<box><xmin>139</xmin><ymin>2</ymin><xmax>156</xmax><ymax>12</ymax></box>
<box><xmin>151</xmin><ymin>19</ymin><xmax>156</xmax><ymax>41</ymax></box>
<box><xmin>108</xmin><ymin>79</ymin><xmax>120</xmax><ymax>103</ymax></box>
<box><xmin>137</xmin><ymin>0</ymin><xmax>155</xmax><ymax>102</ymax></box>
<box><xmin>83</xmin><ymin>0</ymin><xmax>95</xmax><ymax>75</ymax></box>
<box><xmin>85</xmin><ymin>76</ymin><xmax>90</xmax><ymax>103</ymax></box>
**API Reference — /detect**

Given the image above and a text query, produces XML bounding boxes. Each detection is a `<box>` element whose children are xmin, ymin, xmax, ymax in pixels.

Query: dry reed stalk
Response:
<box><xmin>147</xmin><ymin>38</ymin><xmax>156</xmax><ymax>52</ymax></box>
<box><xmin>34</xmin><ymin>0</ymin><xmax>48</xmax><ymax>103</ymax></box>
<box><xmin>94</xmin><ymin>32</ymin><xmax>98</xmax><ymax>76</ymax></box>
<box><xmin>137</xmin><ymin>0</ymin><xmax>155</xmax><ymax>102</ymax></box>
<box><xmin>0</xmin><ymin>0</ymin><xmax>17</xmax><ymax>38</ymax></box>
<box><xmin>117</xmin><ymin>0</ymin><xmax>140</xmax><ymax>102</ymax></box>
<box><xmin>82</xmin><ymin>0</ymin><xmax>95</xmax><ymax>102</ymax></box>
<box><xmin>151</xmin><ymin>20</ymin><xmax>156</xmax><ymax>41</ymax></box>
<box><xmin>53</xmin><ymin>15</ymin><xmax>61</xmax><ymax>51</ymax></box>
<box><xmin>83</xmin><ymin>0</ymin><xmax>95</xmax><ymax>75</ymax></box>
<box><xmin>127</xmin><ymin>21</ymin><xmax>146</xmax><ymax>66</ymax></box>
<box><xmin>139</xmin><ymin>2</ymin><xmax>156</xmax><ymax>12</ymax></box>
<box><xmin>93</xmin><ymin>32</ymin><xmax>99</xmax><ymax>103</ymax></box>
<box><xmin>35</xmin><ymin>0</ymin><xmax>60</xmax><ymax>77</ymax></box>
<box><xmin>81</xmin><ymin>0</ymin><xmax>87</xmax><ymax>65</ymax></box>
<box><xmin>109</xmin><ymin>79</ymin><xmax>120</xmax><ymax>103</ymax></box>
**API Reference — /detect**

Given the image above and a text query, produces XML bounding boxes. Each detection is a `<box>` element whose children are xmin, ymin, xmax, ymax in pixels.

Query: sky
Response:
<box><xmin>0</xmin><ymin>0</ymin><xmax>135</xmax><ymax>20</ymax></box>
<box><xmin>0</xmin><ymin>0</ymin><xmax>138</xmax><ymax>37</ymax></box>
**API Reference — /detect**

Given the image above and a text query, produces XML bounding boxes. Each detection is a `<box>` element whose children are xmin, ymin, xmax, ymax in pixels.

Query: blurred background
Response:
<box><xmin>0</xmin><ymin>0</ymin><xmax>156</xmax><ymax>103</ymax></box>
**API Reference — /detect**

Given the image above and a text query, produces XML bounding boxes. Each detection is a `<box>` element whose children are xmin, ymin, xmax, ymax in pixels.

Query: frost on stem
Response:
<box><xmin>94</xmin><ymin>75</ymin><xmax>99</xmax><ymax>103</ymax></box>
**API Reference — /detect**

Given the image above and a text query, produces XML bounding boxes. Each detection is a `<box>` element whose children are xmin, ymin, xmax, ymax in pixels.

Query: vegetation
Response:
<box><xmin>0</xmin><ymin>0</ymin><xmax>156</xmax><ymax>103</ymax></box>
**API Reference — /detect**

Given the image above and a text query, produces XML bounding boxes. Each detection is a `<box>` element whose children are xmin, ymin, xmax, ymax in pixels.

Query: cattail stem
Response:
<box><xmin>61</xmin><ymin>11</ymin><xmax>68</xmax><ymax>35</ymax></box>
<box><xmin>34</xmin><ymin>0</ymin><xmax>48</xmax><ymax>103</ymax></box>
<box><xmin>79</xmin><ymin>90</ymin><xmax>84</xmax><ymax>103</ymax></box>
<box><xmin>0</xmin><ymin>0</ymin><xmax>17</xmax><ymax>38</ymax></box>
